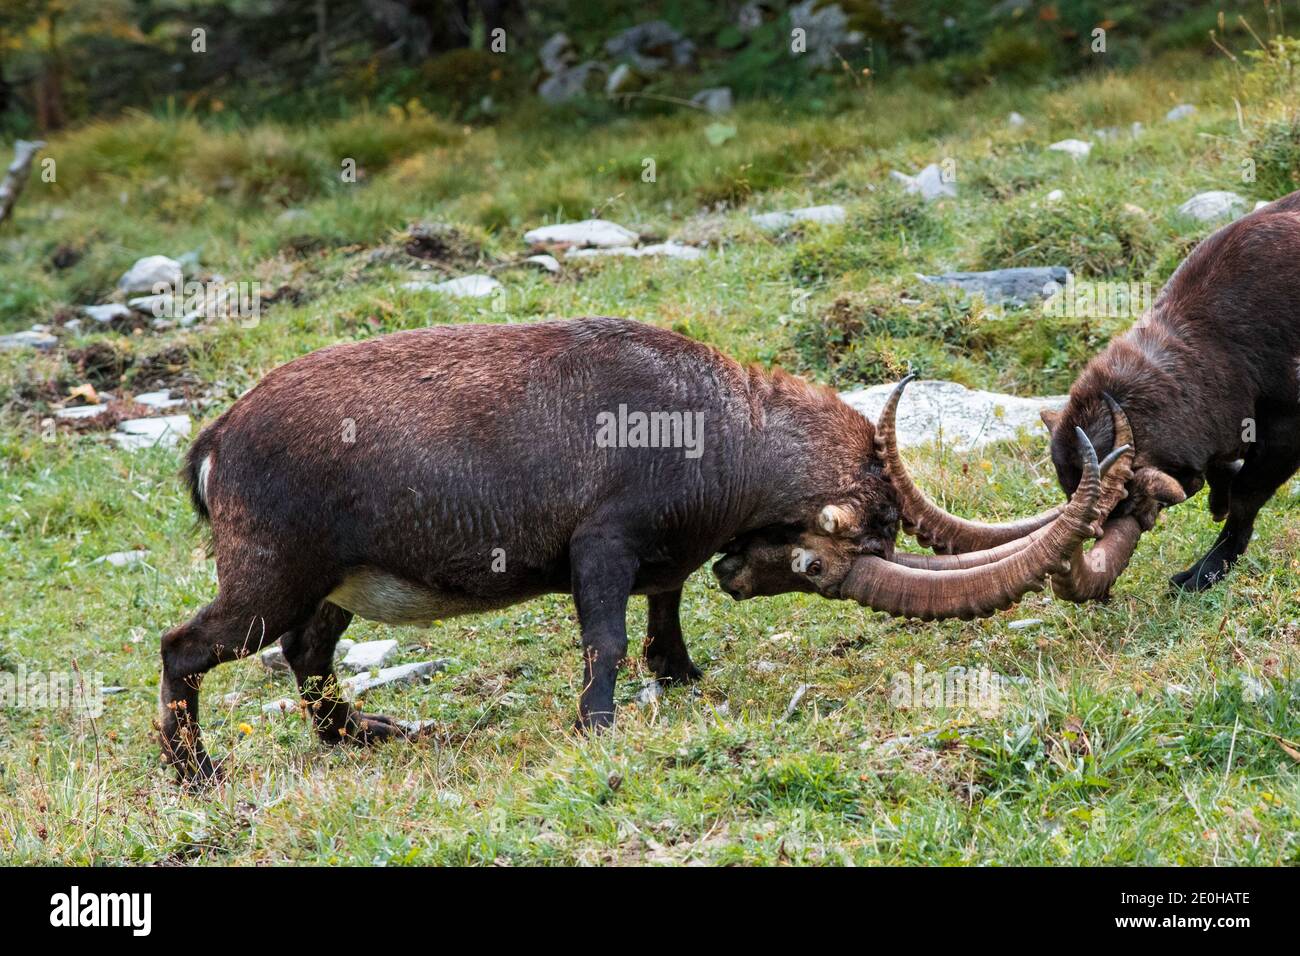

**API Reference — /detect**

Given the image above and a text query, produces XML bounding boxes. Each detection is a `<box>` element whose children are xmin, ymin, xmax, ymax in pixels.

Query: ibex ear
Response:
<box><xmin>1040</xmin><ymin>408</ymin><xmax>1062</xmax><ymax>432</ymax></box>
<box><xmin>818</xmin><ymin>504</ymin><xmax>857</xmax><ymax>536</ymax></box>
<box><xmin>1133</xmin><ymin>467</ymin><xmax>1187</xmax><ymax>506</ymax></box>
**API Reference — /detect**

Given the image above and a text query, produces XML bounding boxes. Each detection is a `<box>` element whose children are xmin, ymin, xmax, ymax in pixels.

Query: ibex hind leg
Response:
<box><xmin>281</xmin><ymin>601</ymin><xmax>424</xmax><ymax>746</ymax></box>
<box><xmin>644</xmin><ymin>588</ymin><xmax>702</xmax><ymax>685</ymax></box>
<box><xmin>1172</xmin><ymin>414</ymin><xmax>1300</xmax><ymax>592</ymax></box>
<box><xmin>160</xmin><ymin>582</ymin><xmax>322</xmax><ymax>785</ymax></box>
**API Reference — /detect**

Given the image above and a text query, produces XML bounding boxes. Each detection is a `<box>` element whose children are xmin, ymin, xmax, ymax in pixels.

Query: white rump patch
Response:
<box><xmin>197</xmin><ymin>454</ymin><xmax>213</xmax><ymax>507</ymax></box>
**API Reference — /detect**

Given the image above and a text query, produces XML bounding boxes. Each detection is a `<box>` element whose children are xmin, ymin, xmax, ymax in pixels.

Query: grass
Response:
<box><xmin>2</xmin><ymin>50</ymin><xmax>1300</xmax><ymax>865</ymax></box>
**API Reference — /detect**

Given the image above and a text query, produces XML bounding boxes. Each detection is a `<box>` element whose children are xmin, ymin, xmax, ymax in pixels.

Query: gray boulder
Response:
<box><xmin>919</xmin><ymin>266</ymin><xmax>1070</xmax><ymax>306</ymax></box>
<box><xmin>691</xmin><ymin>87</ymin><xmax>733</xmax><ymax>115</ymax></box>
<box><xmin>539</xmin><ymin>62</ymin><xmax>605</xmax><ymax>104</ymax></box>
<box><xmin>604</xmin><ymin>21</ymin><xmax>695</xmax><ymax>72</ymax></box>
<box><xmin>789</xmin><ymin>1</ymin><xmax>864</xmax><ymax>69</ymax></box>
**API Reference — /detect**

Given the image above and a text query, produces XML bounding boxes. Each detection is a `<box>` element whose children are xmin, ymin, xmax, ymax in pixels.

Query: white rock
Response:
<box><xmin>750</xmin><ymin>204</ymin><xmax>846</xmax><ymax>231</ymax></box>
<box><xmin>1255</xmin><ymin>199</ymin><xmax>1271</xmax><ymax>211</ymax></box>
<box><xmin>691</xmin><ymin>87</ymin><xmax>733</xmax><ymax>114</ymax></box>
<box><xmin>403</xmin><ymin>274</ymin><xmax>502</xmax><ymax>298</ymax></box>
<box><xmin>133</xmin><ymin>389</ymin><xmax>184</xmax><ymax>410</ymax></box>
<box><xmin>636</xmin><ymin>680</ymin><xmax>665</xmax><ymax>705</ymax></box>
<box><xmin>0</xmin><ymin>330</ymin><xmax>57</xmax><ymax>350</ymax></box>
<box><xmin>524</xmin><ymin>219</ymin><xmax>638</xmax><ymax>249</ymax></box>
<box><xmin>605</xmin><ymin>63</ymin><xmax>637</xmax><ymax>95</ymax></box>
<box><xmin>340</xmin><ymin>639</ymin><xmax>399</xmax><ymax>673</ymax></box>
<box><xmin>1007</xmin><ymin>618</ymin><xmax>1043</xmax><ymax>630</ymax></box>
<box><xmin>94</xmin><ymin>550</ymin><xmax>148</xmax><ymax>568</ymax></box>
<box><xmin>111</xmin><ymin>415</ymin><xmax>192</xmax><ymax>451</ymax></box>
<box><xmin>1239</xmin><ymin>673</ymin><xmax>1271</xmax><ymax>703</ymax></box>
<box><xmin>128</xmin><ymin>293</ymin><xmax>173</xmax><ymax>316</ymax></box>
<box><xmin>1165</xmin><ymin>104</ymin><xmax>1196</xmax><ymax>121</ymax></box>
<box><xmin>56</xmin><ymin>404</ymin><xmax>108</xmax><ymax>420</ymax></box>
<box><xmin>1047</xmin><ymin>139</ymin><xmax>1092</xmax><ymax>159</ymax></box>
<box><xmin>262</xmin><ymin>638</ymin><xmax>354</xmax><ymax>673</ymax></box>
<box><xmin>1008</xmin><ymin>111</ymin><xmax>1026</xmax><ymax>128</ymax></box>
<box><xmin>524</xmin><ymin>253</ymin><xmax>561</xmax><ymax>273</ymax></box>
<box><xmin>839</xmin><ymin>379</ymin><xmax>1065</xmax><ymax>452</ymax></box>
<box><xmin>117</xmin><ymin>255</ymin><xmax>183</xmax><ymax>295</ymax></box>
<box><xmin>1045</xmin><ymin>189</ymin><xmax>1064</xmax><ymax>203</ymax></box>
<box><xmin>262</xmin><ymin>698</ymin><xmax>300</xmax><ymax>718</ymax></box>
<box><xmin>565</xmin><ymin>241</ymin><xmax>703</xmax><ymax>260</ymax></box>
<box><xmin>345</xmin><ymin>660</ymin><xmax>447</xmax><ymax>696</ymax></box>
<box><xmin>1177</xmin><ymin>191</ymin><xmax>1247</xmax><ymax>223</ymax></box>
<box><xmin>260</xmin><ymin>646</ymin><xmax>291</xmax><ymax>673</ymax></box>
<box><xmin>82</xmin><ymin>304</ymin><xmax>133</xmax><ymax>325</ymax></box>
<box><xmin>890</xmin><ymin>163</ymin><xmax>957</xmax><ymax>201</ymax></box>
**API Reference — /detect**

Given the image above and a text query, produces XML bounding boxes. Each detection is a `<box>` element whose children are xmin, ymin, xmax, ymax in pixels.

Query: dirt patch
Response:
<box><xmin>401</xmin><ymin>222</ymin><xmax>483</xmax><ymax>266</ymax></box>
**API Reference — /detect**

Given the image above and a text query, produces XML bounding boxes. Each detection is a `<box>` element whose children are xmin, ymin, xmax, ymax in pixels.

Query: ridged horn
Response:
<box><xmin>877</xmin><ymin>375</ymin><xmax>1065</xmax><ymax>554</ymax></box>
<box><xmin>838</xmin><ymin>428</ymin><xmax>1105</xmax><ymax>621</ymax></box>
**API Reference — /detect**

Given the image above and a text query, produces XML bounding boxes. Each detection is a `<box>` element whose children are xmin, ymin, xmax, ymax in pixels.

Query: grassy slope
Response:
<box><xmin>1</xmin><ymin>53</ymin><xmax>1298</xmax><ymax>864</ymax></box>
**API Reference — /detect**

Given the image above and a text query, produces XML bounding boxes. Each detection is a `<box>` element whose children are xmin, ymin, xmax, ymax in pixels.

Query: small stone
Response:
<box><xmin>539</xmin><ymin>33</ymin><xmax>574</xmax><ymax>74</ymax></box>
<box><xmin>1008</xmin><ymin>618</ymin><xmax>1043</xmax><ymax>630</ymax></box>
<box><xmin>261</xmin><ymin>698</ymin><xmax>300</xmax><ymax>718</ymax></box>
<box><xmin>0</xmin><ymin>330</ymin><xmax>58</xmax><ymax>350</ymax></box>
<box><xmin>1239</xmin><ymin>673</ymin><xmax>1271</xmax><ymax>703</ymax></box>
<box><xmin>260</xmin><ymin>646</ymin><xmax>291</xmax><ymax>673</ymax></box>
<box><xmin>636</xmin><ymin>680</ymin><xmax>665</xmax><ymax>705</ymax></box>
<box><xmin>539</xmin><ymin>62</ymin><xmax>605</xmax><ymax>105</ymax></box>
<box><xmin>345</xmin><ymin>660</ymin><xmax>448</xmax><ymax>696</ymax></box>
<box><xmin>565</xmin><ymin>241</ymin><xmax>702</xmax><ymax>260</ymax></box>
<box><xmin>750</xmin><ymin>204</ymin><xmax>846</xmax><ymax>231</ymax></box>
<box><xmin>691</xmin><ymin>87</ymin><xmax>733</xmax><ymax>115</ymax></box>
<box><xmin>132</xmin><ymin>389</ymin><xmax>184</xmax><ymax>410</ymax></box>
<box><xmin>94</xmin><ymin>550</ymin><xmax>148</xmax><ymax>568</ymax></box>
<box><xmin>127</xmin><ymin>293</ymin><xmax>173</xmax><ymax>317</ymax></box>
<box><xmin>890</xmin><ymin>163</ymin><xmax>957</xmax><ymax>201</ymax></box>
<box><xmin>117</xmin><ymin>255</ymin><xmax>183</xmax><ymax>295</ymax></box>
<box><xmin>82</xmin><ymin>304</ymin><xmax>133</xmax><ymax>325</ymax></box>
<box><xmin>1045</xmin><ymin>189</ymin><xmax>1064</xmax><ymax>203</ymax></box>
<box><xmin>523</xmin><ymin>254</ymin><xmax>561</xmax><ymax>273</ymax></box>
<box><xmin>604</xmin><ymin>63</ymin><xmax>642</xmax><ymax>96</ymax></box>
<box><xmin>1165</xmin><ymin>104</ymin><xmax>1197</xmax><ymax>121</ymax></box>
<box><xmin>1177</xmin><ymin>191</ymin><xmax>1247</xmax><ymax>223</ymax></box>
<box><xmin>56</xmin><ymin>404</ymin><xmax>108</xmax><ymax>420</ymax></box>
<box><xmin>918</xmin><ymin>266</ymin><xmax>1070</xmax><ymax>306</ymax></box>
<box><xmin>752</xmin><ymin>659</ymin><xmax>779</xmax><ymax>673</ymax></box>
<box><xmin>1048</xmin><ymin>138</ymin><xmax>1092</xmax><ymax>159</ymax></box>
<box><xmin>403</xmin><ymin>274</ymin><xmax>502</xmax><ymax>298</ymax></box>
<box><xmin>111</xmin><ymin>415</ymin><xmax>192</xmax><ymax>451</ymax></box>
<box><xmin>1008</xmin><ymin>111</ymin><xmax>1026</xmax><ymax>128</ymax></box>
<box><xmin>400</xmin><ymin>718</ymin><xmax>438</xmax><ymax>736</ymax></box>
<box><xmin>1255</xmin><ymin>199</ymin><xmax>1271</xmax><ymax>211</ymax></box>
<box><xmin>340</xmin><ymin>639</ymin><xmax>399</xmax><ymax>673</ymax></box>
<box><xmin>524</xmin><ymin>219</ymin><xmax>638</xmax><ymax>249</ymax></box>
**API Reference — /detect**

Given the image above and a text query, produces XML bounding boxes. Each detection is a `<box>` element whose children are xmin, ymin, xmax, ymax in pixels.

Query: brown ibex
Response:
<box><xmin>161</xmin><ymin>317</ymin><xmax>1108</xmax><ymax>782</ymax></box>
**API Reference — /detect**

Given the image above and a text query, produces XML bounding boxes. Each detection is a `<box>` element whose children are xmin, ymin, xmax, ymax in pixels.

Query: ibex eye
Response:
<box><xmin>808</xmin><ymin>559</ymin><xmax>823</xmax><ymax>576</ymax></box>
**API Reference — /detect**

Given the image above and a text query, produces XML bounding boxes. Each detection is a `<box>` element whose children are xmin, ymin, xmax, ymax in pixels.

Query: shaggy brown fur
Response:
<box><xmin>1049</xmin><ymin>190</ymin><xmax>1300</xmax><ymax>590</ymax></box>
<box><xmin>161</xmin><ymin>316</ymin><xmax>898</xmax><ymax>782</ymax></box>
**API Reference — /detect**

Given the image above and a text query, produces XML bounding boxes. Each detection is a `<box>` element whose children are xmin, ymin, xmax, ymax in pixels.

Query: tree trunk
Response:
<box><xmin>0</xmin><ymin>140</ymin><xmax>47</xmax><ymax>228</ymax></box>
